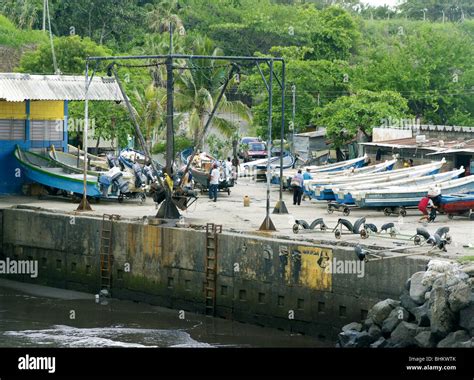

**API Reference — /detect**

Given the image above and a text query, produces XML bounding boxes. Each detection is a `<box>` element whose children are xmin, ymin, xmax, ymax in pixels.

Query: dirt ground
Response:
<box><xmin>1</xmin><ymin>177</ymin><xmax>473</xmax><ymax>260</ymax></box>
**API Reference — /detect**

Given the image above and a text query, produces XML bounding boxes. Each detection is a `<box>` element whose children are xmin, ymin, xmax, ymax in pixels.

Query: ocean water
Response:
<box><xmin>0</xmin><ymin>280</ymin><xmax>324</xmax><ymax>348</ymax></box>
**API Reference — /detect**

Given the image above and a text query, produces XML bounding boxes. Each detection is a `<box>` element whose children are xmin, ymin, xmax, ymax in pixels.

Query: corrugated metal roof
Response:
<box><xmin>295</xmin><ymin>128</ymin><xmax>326</xmax><ymax>138</ymax></box>
<box><xmin>361</xmin><ymin>137</ymin><xmax>474</xmax><ymax>153</ymax></box>
<box><xmin>0</xmin><ymin>73</ymin><xmax>124</xmax><ymax>102</ymax></box>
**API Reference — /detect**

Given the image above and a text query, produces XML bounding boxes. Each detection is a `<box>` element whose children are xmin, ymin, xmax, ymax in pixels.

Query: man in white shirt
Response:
<box><xmin>209</xmin><ymin>163</ymin><xmax>220</xmax><ymax>202</ymax></box>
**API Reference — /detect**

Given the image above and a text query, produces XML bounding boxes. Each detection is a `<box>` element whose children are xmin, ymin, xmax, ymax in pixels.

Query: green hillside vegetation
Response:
<box><xmin>0</xmin><ymin>14</ymin><xmax>46</xmax><ymax>47</ymax></box>
<box><xmin>0</xmin><ymin>0</ymin><xmax>472</xmax><ymax>149</ymax></box>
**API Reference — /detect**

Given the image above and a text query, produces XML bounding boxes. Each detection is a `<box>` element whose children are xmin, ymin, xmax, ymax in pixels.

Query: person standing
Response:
<box><xmin>302</xmin><ymin>168</ymin><xmax>313</xmax><ymax>201</ymax></box>
<box><xmin>209</xmin><ymin>163</ymin><xmax>220</xmax><ymax>202</ymax></box>
<box><xmin>232</xmin><ymin>155</ymin><xmax>239</xmax><ymax>182</ymax></box>
<box><xmin>225</xmin><ymin>157</ymin><xmax>233</xmax><ymax>181</ymax></box>
<box><xmin>291</xmin><ymin>169</ymin><xmax>304</xmax><ymax>206</ymax></box>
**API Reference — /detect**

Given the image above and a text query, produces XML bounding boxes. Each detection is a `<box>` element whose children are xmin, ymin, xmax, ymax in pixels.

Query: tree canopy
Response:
<box><xmin>2</xmin><ymin>0</ymin><xmax>473</xmax><ymax>151</ymax></box>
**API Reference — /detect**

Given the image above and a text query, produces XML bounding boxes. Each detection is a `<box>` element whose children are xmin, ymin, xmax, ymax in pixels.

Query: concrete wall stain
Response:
<box><xmin>298</xmin><ymin>246</ymin><xmax>332</xmax><ymax>291</ymax></box>
<box><xmin>0</xmin><ymin>208</ymin><xmax>430</xmax><ymax>338</ymax></box>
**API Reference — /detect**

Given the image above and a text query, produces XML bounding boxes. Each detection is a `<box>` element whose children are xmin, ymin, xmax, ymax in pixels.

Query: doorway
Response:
<box><xmin>455</xmin><ymin>154</ymin><xmax>472</xmax><ymax>177</ymax></box>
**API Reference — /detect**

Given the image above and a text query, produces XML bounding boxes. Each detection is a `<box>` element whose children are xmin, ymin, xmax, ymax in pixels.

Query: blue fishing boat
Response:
<box><xmin>440</xmin><ymin>193</ymin><xmax>474</xmax><ymax>219</ymax></box>
<box><xmin>14</xmin><ymin>145</ymin><xmax>101</xmax><ymax>197</ymax></box>
<box><xmin>353</xmin><ymin>175</ymin><xmax>474</xmax><ymax>209</ymax></box>
<box><xmin>333</xmin><ymin>167</ymin><xmax>464</xmax><ymax>205</ymax></box>
<box><xmin>305</xmin><ymin>160</ymin><xmax>445</xmax><ymax>201</ymax></box>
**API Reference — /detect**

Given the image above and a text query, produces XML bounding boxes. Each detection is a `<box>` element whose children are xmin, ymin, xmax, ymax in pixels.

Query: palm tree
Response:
<box><xmin>133</xmin><ymin>84</ymin><xmax>167</xmax><ymax>152</ymax></box>
<box><xmin>174</xmin><ymin>36</ymin><xmax>252</xmax><ymax>148</ymax></box>
<box><xmin>146</xmin><ymin>0</ymin><xmax>184</xmax><ymax>35</ymax></box>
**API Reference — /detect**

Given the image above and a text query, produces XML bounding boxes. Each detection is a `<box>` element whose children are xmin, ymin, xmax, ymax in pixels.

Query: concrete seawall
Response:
<box><xmin>0</xmin><ymin>207</ymin><xmax>430</xmax><ymax>340</ymax></box>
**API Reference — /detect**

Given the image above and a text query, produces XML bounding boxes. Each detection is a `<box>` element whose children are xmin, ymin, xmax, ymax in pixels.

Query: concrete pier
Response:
<box><xmin>0</xmin><ymin>205</ymin><xmax>430</xmax><ymax>340</ymax></box>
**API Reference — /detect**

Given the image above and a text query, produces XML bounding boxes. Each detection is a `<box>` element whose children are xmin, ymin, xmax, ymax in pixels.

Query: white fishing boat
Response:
<box><xmin>353</xmin><ymin>175</ymin><xmax>474</xmax><ymax>208</ymax></box>
<box><xmin>333</xmin><ymin>167</ymin><xmax>465</xmax><ymax>204</ymax></box>
<box><xmin>282</xmin><ymin>157</ymin><xmax>397</xmax><ymax>182</ymax></box>
<box><xmin>305</xmin><ymin>159</ymin><xmax>446</xmax><ymax>200</ymax></box>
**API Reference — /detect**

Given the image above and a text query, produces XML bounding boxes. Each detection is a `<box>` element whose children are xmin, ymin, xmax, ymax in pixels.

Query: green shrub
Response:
<box><xmin>152</xmin><ymin>135</ymin><xmax>193</xmax><ymax>154</ymax></box>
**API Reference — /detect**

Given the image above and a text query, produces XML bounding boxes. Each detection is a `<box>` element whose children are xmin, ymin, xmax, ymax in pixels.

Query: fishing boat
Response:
<box><xmin>190</xmin><ymin>166</ymin><xmax>234</xmax><ymax>195</ymax></box>
<box><xmin>333</xmin><ymin>167</ymin><xmax>465</xmax><ymax>204</ymax></box>
<box><xmin>306</xmin><ymin>160</ymin><xmax>445</xmax><ymax>201</ymax></box>
<box><xmin>14</xmin><ymin>145</ymin><xmax>101</xmax><ymax>197</ymax></box>
<box><xmin>255</xmin><ymin>154</ymin><xmax>296</xmax><ymax>181</ymax></box>
<box><xmin>49</xmin><ymin>148</ymin><xmax>109</xmax><ymax>176</ymax></box>
<box><xmin>240</xmin><ymin>155</ymin><xmax>284</xmax><ymax>174</ymax></box>
<box><xmin>353</xmin><ymin>175</ymin><xmax>474</xmax><ymax>209</ymax></box>
<box><xmin>67</xmin><ymin>144</ymin><xmax>109</xmax><ymax>170</ymax></box>
<box><xmin>439</xmin><ymin>193</ymin><xmax>474</xmax><ymax>219</ymax></box>
<box><xmin>281</xmin><ymin>158</ymin><xmax>397</xmax><ymax>187</ymax></box>
<box><xmin>304</xmin><ymin>155</ymin><xmax>368</xmax><ymax>173</ymax></box>
<box><xmin>180</xmin><ymin>147</ymin><xmax>194</xmax><ymax>164</ymax></box>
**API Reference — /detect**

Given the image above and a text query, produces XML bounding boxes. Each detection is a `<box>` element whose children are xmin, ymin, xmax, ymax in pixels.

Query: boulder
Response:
<box><xmin>370</xmin><ymin>337</ymin><xmax>389</xmax><ymax>348</ymax></box>
<box><xmin>353</xmin><ymin>331</ymin><xmax>376</xmax><ymax>347</ymax></box>
<box><xmin>363</xmin><ymin>317</ymin><xmax>374</xmax><ymax>331</ymax></box>
<box><xmin>412</xmin><ymin>302</ymin><xmax>431</xmax><ymax>327</ymax></box>
<box><xmin>448</xmin><ymin>282</ymin><xmax>471</xmax><ymax>313</ymax></box>
<box><xmin>338</xmin><ymin>330</ymin><xmax>375</xmax><ymax>348</ymax></box>
<box><xmin>461</xmin><ymin>264</ymin><xmax>474</xmax><ymax>277</ymax></box>
<box><xmin>459</xmin><ymin>303</ymin><xmax>474</xmax><ymax>335</ymax></box>
<box><xmin>338</xmin><ymin>330</ymin><xmax>358</xmax><ymax>347</ymax></box>
<box><xmin>389</xmin><ymin>322</ymin><xmax>418</xmax><ymax>347</ymax></box>
<box><xmin>422</xmin><ymin>271</ymin><xmax>443</xmax><ymax>289</ymax></box>
<box><xmin>429</xmin><ymin>281</ymin><xmax>455</xmax><ymax>338</ymax></box>
<box><xmin>458</xmin><ymin>338</ymin><xmax>474</xmax><ymax>348</ymax></box>
<box><xmin>405</xmin><ymin>277</ymin><xmax>411</xmax><ymax>291</ymax></box>
<box><xmin>437</xmin><ymin>330</ymin><xmax>471</xmax><ymax>348</ymax></box>
<box><xmin>382</xmin><ymin>307</ymin><xmax>409</xmax><ymax>335</ymax></box>
<box><xmin>368</xmin><ymin>324</ymin><xmax>382</xmax><ymax>340</ymax></box>
<box><xmin>425</xmin><ymin>291</ymin><xmax>431</xmax><ymax>301</ymax></box>
<box><xmin>410</xmin><ymin>271</ymin><xmax>430</xmax><ymax>304</ymax></box>
<box><xmin>367</xmin><ymin>299</ymin><xmax>400</xmax><ymax>326</ymax></box>
<box><xmin>414</xmin><ymin>331</ymin><xmax>437</xmax><ymax>348</ymax></box>
<box><xmin>400</xmin><ymin>293</ymin><xmax>419</xmax><ymax>314</ymax></box>
<box><xmin>446</xmin><ymin>272</ymin><xmax>469</xmax><ymax>288</ymax></box>
<box><xmin>416</xmin><ymin>326</ymin><xmax>431</xmax><ymax>335</ymax></box>
<box><xmin>342</xmin><ymin>322</ymin><xmax>363</xmax><ymax>333</ymax></box>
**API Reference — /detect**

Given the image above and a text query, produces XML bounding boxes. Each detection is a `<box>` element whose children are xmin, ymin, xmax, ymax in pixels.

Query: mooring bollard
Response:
<box><xmin>244</xmin><ymin>195</ymin><xmax>250</xmax><ymax>207</ymax></box>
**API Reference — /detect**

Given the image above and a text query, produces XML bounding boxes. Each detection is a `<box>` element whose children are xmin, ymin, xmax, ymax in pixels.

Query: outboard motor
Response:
<box><xmin>109</xmin><ymin>167</ymin><xmax>130</xmax><ymax>194</ymax></box>
<box><xmin>150</xmin><ymin>182</ymin><xmax>167</xmax><ymax>205</ymax></box>
<box><xmin>143</xmin><ymin>165</ymin><xmax>156</xmax><ymax>184</ymax></box>
<box><xmin>98</xmin><ymin>175</ymin><xmax>112</xmax><ymax>197</ymax></box>
<box><xmin>106</xmin><ymin>153</ymin><xmax>118</xmax><ymax>169</ymax></box>
<box><xmin>132</xmin><ymin>162</ymin><xmax>147</xmax><ymax>188</ymax></box>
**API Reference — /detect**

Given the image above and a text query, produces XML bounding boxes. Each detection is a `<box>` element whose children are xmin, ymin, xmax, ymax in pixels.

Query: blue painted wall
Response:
<box><xmin>0</xmin><ymin>100</ymin><xmax>68</xmax><ymax>195</ymax></box>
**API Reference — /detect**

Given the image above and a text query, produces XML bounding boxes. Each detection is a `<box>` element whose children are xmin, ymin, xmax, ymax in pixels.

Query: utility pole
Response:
<box><xmin>42</xmin><ymin>0</ymin><xmax>46</xmax><ymax>31</ymax></box>
<box><xmin>291</xmin><ymin>84</ymin><xmax>296</xmax><ymax>154</ymax></box>
<box><xmin>77</xmin><ymin>62</ymin><xmax>92</xmax><ymax>212</ymax></box>
<box><xmin>166</xmin><ymin>24</ymin><xmax>174</xmax><ymax>176</ymax></box>
<box><xmin>260</xmin><ymin>60</ymin><xmax>276</xmax><ymax>230</ymax></box>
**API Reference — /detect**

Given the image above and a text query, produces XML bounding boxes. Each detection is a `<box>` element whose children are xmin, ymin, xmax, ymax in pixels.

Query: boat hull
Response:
<box><xmin>354</xmin><ymin>178</ymin><xmax>474</xmax><ymax>208</ymax></box>
<box><xmin>14</xmin><ymin>147</ymin><xmax>101</xmax><ymax>197</ymax></box>
<box><xmin>440</xmin><ymin>194</ymin><xmax>474</xmax><ymax>213</ymax></box>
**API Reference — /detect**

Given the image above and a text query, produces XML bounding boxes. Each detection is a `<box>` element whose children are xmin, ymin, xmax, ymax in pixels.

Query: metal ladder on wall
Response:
<box><xmin>205</xmin><ymin>223</ymin><xmax>222</xmax><ymax>316</ymax></box>
<box><xmin>100</xmin><ymin>214</ymin><xmax>121</xmax><ymax>292</ymax></box>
